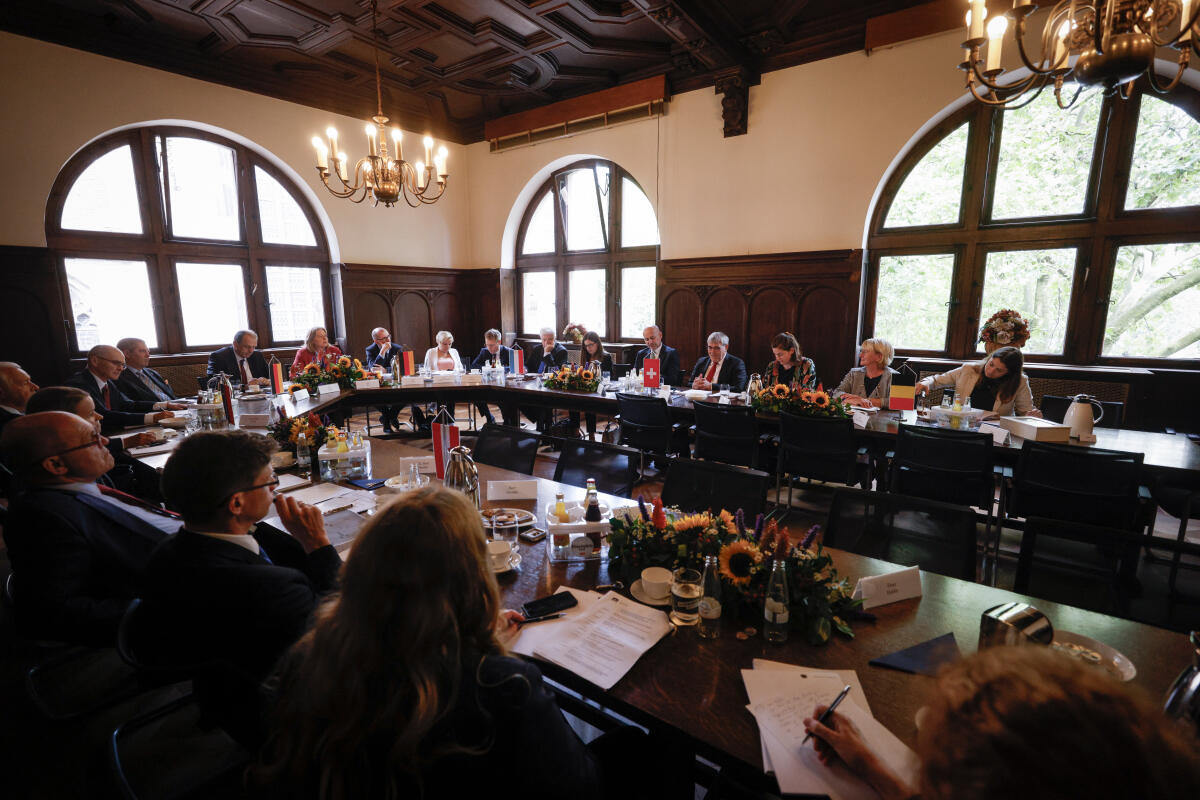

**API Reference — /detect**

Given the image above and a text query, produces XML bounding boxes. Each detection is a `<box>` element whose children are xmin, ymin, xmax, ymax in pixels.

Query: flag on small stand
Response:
<box><xmin>643</xmin><ymin>358</ymin><xmax>661</xmax><ymax>389</ymax></box>
<box><xmin>219</xmin><ymin>380</ymin><xmax>236</xmax><ymax>425</ymax></box>
<box><xmin>513</xmin><ymin>348</ymin><xmax>525</xmax><ymax>374</ymax></box>
<box><xmin>400</xmin><ymin>350</ymin><xmax>417</xmax><ymax>376</ymax></box>
<box><xmin>270</xmin><ymin>361</ymin><xmax>284</xmax><ymax>394</ymax></box>
<box><xmin>432</xmin><ymin>419</ymin><xmax>460</xmax><ymax>480</ymax></box>
<box><xmin>889</xmin><ymin>365</ymin><xmax>917</xmax><ymax>411</ymax></box>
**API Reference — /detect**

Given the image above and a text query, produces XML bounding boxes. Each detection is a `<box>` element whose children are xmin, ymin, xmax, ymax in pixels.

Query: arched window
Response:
<box><xmin>515</xmin><ymin>159</ymin><xmax>660</xmax><ymax>340</ymax></box>
<box><xmin>866</xmin><ymin>82</ymin><xmax>1200</xmax><ymax>367</ymax></box>
<box><xmin>47</xmin><ymin>126</ymin><xmax>332</xmax><ymax>355</ymax></box>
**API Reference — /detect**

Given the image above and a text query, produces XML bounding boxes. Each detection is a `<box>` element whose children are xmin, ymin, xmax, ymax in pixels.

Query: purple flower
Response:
<box><xmin>801</xmin><ymin>524</ymin><xmax>820</xmax><ymax>550</ymax></box>
<box><xmin>753</xmin><ymin>513</ymin><xmax>764</xmax><ymax>541</ymax></box>
<box><xmin>637</xmin><ymin>494</ymin><xmax>650</xmax><ymax>522</ymax></box>
<box><xmin>736</xmin><ymin>508</ymin><xmax>746</xmax><ymax>536</ymax></box>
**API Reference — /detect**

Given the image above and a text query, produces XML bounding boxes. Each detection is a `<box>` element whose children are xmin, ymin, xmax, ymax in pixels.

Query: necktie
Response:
<box><xmin>102</xmin><ymin>382</ymin><xmax>112</xmax><ymax>409</ymax></box>
<box><xmin>98</xmin><ymin>484</ymin><xmax>181</xmax><ymax>519</ymax></box>
<box><xmin>259</xmin><ymin>549</ymin><xmax>273</xmax><ymax>565</ymax></box>
<box><xmin>240</xmin><ymin>358</ymin><xmax>251</xmax><ymax>385</ymax></box>
<box><xmin>137</xmin><ymin>370</ymin><xmax>163</xmax><ymax>400</ymax></box>
<box><xmin>705</xmin><ymin>360</ymin><xmax>718</xmax><ymax>383</ymax></box>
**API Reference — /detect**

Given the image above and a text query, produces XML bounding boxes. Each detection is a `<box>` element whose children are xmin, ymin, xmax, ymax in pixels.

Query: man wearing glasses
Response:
<box><xmin>365</xmin><ymin>327</ymin><xmax>402</xmax><ymax>433</ymax></box>
<box><xmin>67</xmin><ymin>345</ymin><xmax>186</xmax><ymax>433</ymax></box>
<box><xmin>1</xmin><ymin>411</ymin><xmax>172</xmax><ymax>644</ymax></box>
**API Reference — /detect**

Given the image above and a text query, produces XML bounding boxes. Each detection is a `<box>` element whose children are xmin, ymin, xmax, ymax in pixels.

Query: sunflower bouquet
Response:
<box><xmin>607</xmin><ymin>497</ymin><xmax>862</xmax><ymax>644</ymax></box>
<box><xmin>750</xmin><ymin>382</ymin><xmax>850</xmax><ymax>419</ymax></box>
<box><xmin>266</xmin><ymin>406</ymin><xmax>329</xmax><ymax>454</ymax></box>
<box><xmin>287</xmin><ymin>356</ymin><xmax>366</xmax><ymax>393</ymax></box>
<box><xmin>543</xmin><ymin>364</ymin><xmax>601</xmax><ymax>392</ymax></box>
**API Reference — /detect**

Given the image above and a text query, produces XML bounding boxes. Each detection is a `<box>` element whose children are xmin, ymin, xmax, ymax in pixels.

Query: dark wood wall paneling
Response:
<box><xmin>0</xmin><ymin>246</ymin><xmax>71</xmax><ymax>386</ymax></box>
<box><xmin>659</xmin><ymin>250</ymin><xmax>864</xmax><ymax>387</ymax></box>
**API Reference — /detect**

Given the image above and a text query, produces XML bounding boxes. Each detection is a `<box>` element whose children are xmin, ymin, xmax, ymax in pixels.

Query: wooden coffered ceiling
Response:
<box><xmin>2</xmin><ymin>1</ymin><xmax>930</xmax><ymax>144</ymax></box>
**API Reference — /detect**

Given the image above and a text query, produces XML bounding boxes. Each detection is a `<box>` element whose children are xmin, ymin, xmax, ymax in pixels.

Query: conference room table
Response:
<box><xmin>281</xmin><ymin>380</ymin><xmax>1200</xmax><ymax>480</ymax></box>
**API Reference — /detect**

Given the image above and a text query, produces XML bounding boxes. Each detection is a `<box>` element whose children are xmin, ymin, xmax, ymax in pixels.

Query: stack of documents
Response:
<box><xmin>743</xmin><ymin>660</ymin><xmax>918</xmax><ymax>799</ymax></box>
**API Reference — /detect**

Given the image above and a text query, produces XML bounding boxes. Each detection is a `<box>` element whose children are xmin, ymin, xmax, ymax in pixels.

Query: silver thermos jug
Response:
<box><xmin>1164</xmin><ymin>631</ymin><xmax>1200</xmax><ymax>735</ymax></box>
<box><xmin>443</xmin><ymin>445</ymin><xmax>480</xmax><ymax>509</ymax></box>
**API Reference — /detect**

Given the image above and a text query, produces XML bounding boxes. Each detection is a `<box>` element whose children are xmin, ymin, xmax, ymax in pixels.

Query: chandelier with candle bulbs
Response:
<box><xmin>310</xmin><ymin>0</ymin><xmax>447</xmax><ymax>207</ymax></box>
<box><xmin>960</xmin><ymin>0</ymin><xmax>1200</xmax><ymax>109</ymax></box>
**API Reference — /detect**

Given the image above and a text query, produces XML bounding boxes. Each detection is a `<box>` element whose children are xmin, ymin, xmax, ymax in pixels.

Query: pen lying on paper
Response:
<box><xmin>517</xmin><ymin>613</ymin><xmax>565</xmax><ymax>627</ymax></box>
<box><xmin>801</xmin><ymin>684</ymin><xmax>853</xmax><ymax>745</ymax></box>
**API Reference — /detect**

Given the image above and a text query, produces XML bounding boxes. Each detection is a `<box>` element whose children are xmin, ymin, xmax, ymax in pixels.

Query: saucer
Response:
<box><xmin>629</xmin><ymin>579</ymin><xmax>670</xmax><ymax>607</ymax></box>
<box><xmin>491</xmin><ymin>551</ymin><xmax>522</xmax><ymax>573</ymax></box>
<box><xmin>384</xmin><ymin>474</ymin><xmax>430</xmax><ymax>490</ymax></box>
<box><xmin>1052</xmin><ymin>630</ymin><xmax>1136</xmax><ymax>681</ymax></box>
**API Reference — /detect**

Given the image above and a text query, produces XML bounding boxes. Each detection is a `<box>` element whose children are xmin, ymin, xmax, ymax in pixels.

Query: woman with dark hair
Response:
<box><xmin>570</xmin><ymin>331</ymin><xmax>613</xmax><ymax>439</ymax></box>
<box><xmin>803</xmin><ymin>646</ymin><xmax>1200</xmax><ymax>800</ymax></box>
<box><xmin>251</xmin><ymin>487</ymin><xmax>673</xmax><ymax>799</ymax></box>
<box><xmin>916</xmin><ymin>345</ymin><xmax>1040</xmax><ymax>417</ymax></box>
<box><xmin>764</xmin><ymin>332</ymin><xmax>816</xmax><ymax>390</ymax></box>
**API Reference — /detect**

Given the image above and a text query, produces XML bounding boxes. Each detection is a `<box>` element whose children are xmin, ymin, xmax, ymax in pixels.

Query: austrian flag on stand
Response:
<box><xmin>643</xmin><ymin>358</ymin><xmax>660</xmax><ymax>388</ymax></box>
<box><xmin>432</xmin><ymin>420</ymin><xmax>460</xmax><ymax>480</ymax></box>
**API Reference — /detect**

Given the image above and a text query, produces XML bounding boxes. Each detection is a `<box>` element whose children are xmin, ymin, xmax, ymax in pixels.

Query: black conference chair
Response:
<box><xmin>1007</xmin><ymin>441</ymin><xmax>1144</xmax><ymax>530</ymax></box>
<box><xmin>551</xmin><ymin>438</ymin><xmax>640</xmax><ymax>498</ymax></box>
<box><xmin>1039</xmin><ymin>394</ymin><xmax>1125</xmax><ymax>429</ymax></box>
<box><xmin>691</xmin><ymin>400</ymin><xmax>765</xmax><ymax>469</ymax></box>
<box><xmin>615</xmin><ymin>393</ymin><xmax>688</xmax><ymax>477</ymax></box>
<box><xmin>661</xmin><ymin>457</ymin><xmax>773</xmax><ymax>518</ymax></box>
<box><xmin>610</xmin><ymin>363</ymin><xmax>632</xmax><ymax>380</ymax></box>
<box><xmin>1013</xmin><ymin>517</ymin><xmax>1137</xmax><ymax>617</ymax></box>
<box><xmin>776</xmin><ymin>412</ymin><xmax>870</xmax><ymax>509</ymax></box>
<box><xmin>1146</xmin><ymin>474</ymin><xmax>1200</xmax><ymax>597</ymax></box>
<box><xmin>470</xmin><ymin>423</ymin><xmax>541</xmax><ymax>475</ymax></box>
<box><xmin>824</xmin><ymin>488</ymin><xmax>980</xmax><ymax>581</ymax></box>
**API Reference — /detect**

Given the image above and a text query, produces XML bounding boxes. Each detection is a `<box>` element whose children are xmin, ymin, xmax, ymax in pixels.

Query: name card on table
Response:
<box><xmin>355</xmin><ymin>378</ymin><xmax>380</xmax><ymax>390</ymax></box>
<box><xmin>852</xmin><ymin>410</ymin><xmax>871</xmax><ymax>429</ymax></box>
<box><xmin>317</xmin><ymin>382</ymin><xmax>341</xmax><ymax>396</ymax></box>
<box><xmin>979</xmin><ymin>422</ymin><xmax>1010</xmax><ymax>446</ymax></box>
<box><xmin>237</xmin><ymin>413</ymin><xmax>271</xmax><ymax>428</ymax></box>
<box><xmin>487</xmin><ymin>480</ymin><xmax>540</xmax><ymax>500</ymax></box>
<box><xmin>852</xmin><ymin>565</ymin><xmax>922</xmax><ymax>609</ymax></box>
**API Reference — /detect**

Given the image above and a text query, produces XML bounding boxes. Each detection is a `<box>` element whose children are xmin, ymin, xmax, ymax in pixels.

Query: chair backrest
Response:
<box><xmin>1013</xmin><ymin>517</ymin><xmax>1135</xmax><ymax>616</ymax></box>
<box><xmin>691</xmin><ymin>400</ymin><xmax>758</xmax><ymax>468</ymax></box>
<box><xmin>1011</xmin><ymin>441</ymin><xmax>1143</xmax><ymax>529</ymax></box>
<box><xmin>661</xmin><ymin>458</ymin><xmax>772</xmax><ymax>518</ymax></box>
<box><xmin>567</xmin><ymin>348</ymin><xmax>582</xmax><ymax>366</ymax></box>
<box><xmin>552</xmin><ymin>438</ymin><xmax>640</xmax><ymax>498</ymax></box>
<box><xmin>778</xmin><ymin>412</ymin><xmax>860</xmax><ymax>484</ymax></box>
<box><xmin>1039</xmin><ymin>394</ymin><xmax>1124</xmax><ymax>429</ymax></box>
<box><xmin>824</xmin><ymin>488</ymin><xmax>979</xmax><ymax>581</ymax></box>
<box><xmin>616</xmin><ymin>392</ymin><xmax>672</xmax><ymax>428</ymax></box>
<box><xmin>116</xmin><ymin>598</ymin><xmax>146</xmax><ymax>669</ymax></box>
<box><xmin>890</xmin><ymin>424</ymin><xmax>994</xmax><ymax>508</ymax></box>
<box><xmin>471</xmin><ymin>423</ymin><xmax>541</xmax><ymax>475</ymax></box>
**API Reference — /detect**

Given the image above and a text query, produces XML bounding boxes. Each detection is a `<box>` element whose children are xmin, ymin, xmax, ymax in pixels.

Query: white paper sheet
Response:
<box><xmin>125</xmin><ymin>439</ymin><xmax>179</xmax><ymax>456</ymax></box>
<box><xmin>510</xmin><ymin>587</ymin><xmax>602</xmax><ymax>658</ymax></box>
<box><xmin>287</xmin><ymin>483</ymin><xmax>350</xmax><ymax>506</ymax></box>
<box><xmin>533</xmin><ymin>592</ymin><xmax>671</xmax><ymax>690</ymax></box>
<box><xmin>276</xmin><ymin>473</ymin><xmax>312</xmax><ymax>493</ymax></box>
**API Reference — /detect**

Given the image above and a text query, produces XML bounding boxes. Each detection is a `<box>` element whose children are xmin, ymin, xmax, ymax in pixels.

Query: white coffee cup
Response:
<box><xmin>641</xmin><ymin>566</ymin><xmax>673</xmax><ymax>601</ymax></box>
<box><xmin>487</xmin><ymin>540</ymin><xmax>513</xmax><ymax>571</ymax></box>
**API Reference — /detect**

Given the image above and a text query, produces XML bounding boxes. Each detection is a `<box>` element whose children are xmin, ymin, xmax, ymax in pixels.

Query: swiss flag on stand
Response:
<box><xmin>432</xmin><ymin>420</ymin><xmax>460</xmax><ymax>480</ymax></box>
<box><xmin>513</xmin><ymin>348</ymin><xmax>525</xmax><ymax>374</ymax></box>
<box><xmin>643</xmin><ymin>358</ymin><xmax>661</xmax><ymax>388</ymax></box>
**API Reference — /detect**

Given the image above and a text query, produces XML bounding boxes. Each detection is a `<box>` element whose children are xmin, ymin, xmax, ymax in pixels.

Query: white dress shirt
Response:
<box><xmin>90</xmin><ymin>371</ymin><xmax>172</xmax><ymax>425</ymax></box>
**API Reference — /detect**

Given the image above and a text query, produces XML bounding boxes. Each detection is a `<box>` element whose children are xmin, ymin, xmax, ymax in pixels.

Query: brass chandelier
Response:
<box><xmin>960</xmin><ymin>0</ymin><xmax>1200</xmax><ymax>108</ymax></box>
<box><xmin>310</xmin><ymin>0</ymin><xmax>448</xmax><ymax>207</ymax></box>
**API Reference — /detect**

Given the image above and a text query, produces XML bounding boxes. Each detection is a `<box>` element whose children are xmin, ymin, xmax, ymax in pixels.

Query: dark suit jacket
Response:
<box><xmin>469</xmin><ymin>346</ymin><xmax>514</xmax><ymax>372</ymax></box>
<box><xmin>533</xmin><ymin>343</ymin><xmax>570</xmax><ymax>374</ymax></box>
<box><xmin>115</xmin><ymin>367</ymin><xmax>176</xmax><ymax>402</ymax></box>
<box><xmin>0</xmin><ymin>406</ymin><xmax>19</xmax><ymax>436</ymax></box>
<box><xmin>689</xmin><ymin>354</ymin><xmax>749</xmax><ymax>392</ymax></box>
<box><xmin>207</xmin><ymin>345</ymin><xmax>269</xmax><ymax>381</ymax></box>
<box><xmin>632</xmin><ymin>345</ymin><xmax>681</xmax><ymax>386</ymax></box>
<box><xmin>140</xmin><ymin>525</ymin><xmax>342</xmax><ymax>682</ymax></box>
<box><xmin>364</xmin><ymin>341</ymin><xmax>399</xmax><ymax>370</ymax></box>
<box><xmin>3</xmin><ymin>486</ymin><xmax>168</xmax><ymax>645</ymax></box>
<box><xmin>66</xmin><ymin>370</ymin><xmax>156</xmax><ymax>431</ymax></box>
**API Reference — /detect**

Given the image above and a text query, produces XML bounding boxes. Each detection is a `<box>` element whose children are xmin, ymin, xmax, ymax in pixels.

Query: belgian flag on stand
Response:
<box><xmin>889</xmin><ymin>364</ymin><xmax>918</xmax><ymax>411</ymax></box>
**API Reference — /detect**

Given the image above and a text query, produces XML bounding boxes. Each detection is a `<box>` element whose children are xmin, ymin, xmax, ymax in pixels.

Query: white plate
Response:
<box><xmin>384</xmin><ymin>474</ymin><xmax>430</xmax><ymax>490</ymax></box>
<box><xmin>1052</xmin><ymin>630</ymin><xmax>1136</xmax><ymax>681</ymax></box>
<box><xmin>492</xmin><ymin>551</ymin><xmax>522</xmax><ymax>573</ymax></box>
<box><xmin>629</xmin><ymin>579</ymin><xmax>671</xmax><ymax>607</ymax></box>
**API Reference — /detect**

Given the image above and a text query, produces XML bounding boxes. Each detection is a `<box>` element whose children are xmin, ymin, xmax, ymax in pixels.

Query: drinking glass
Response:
<box><xmin>492</xmin><ymin>512</ymin><xmax>520</xmax><ymax>551</ymax></box>
<box><xmin>670</xmin><ymin>567</ymin><xmax>702</xmax><ymax>626</ymax></box>
<box><xmin>716</xmin><ymin>384</ymin><xmax>730</xmax><ymax>396</ymax></box>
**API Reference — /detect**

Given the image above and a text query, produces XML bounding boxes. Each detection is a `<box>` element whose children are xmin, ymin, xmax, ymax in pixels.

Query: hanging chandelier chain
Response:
<box><xmin>371</xmin><ymin>0</ymin><xmax>384</xmax><ymax>120</ymax></box>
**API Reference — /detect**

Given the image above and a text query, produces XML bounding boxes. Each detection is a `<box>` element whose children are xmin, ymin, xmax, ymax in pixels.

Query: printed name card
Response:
<box><xmin>852</xmin><ymin>410</ymin><xmax>871</xmax><ymax>429</ymax></box>
<box><xmin>317</xmin><ymin>382</ymin><xmax>341</xmax><ymax>396</ymax></box>
<box><xmin>487</xmin><ymin>480</ymin><xmax>540</xmax><ymax>500</ymax></box>
<box><xmin>354</xmin><ymin>378</ymin><xmax>381</xmax><ymax>390</ymax></box>
<box><xmin>237</xmin><ymin>413</ymin><xmax>271</xmax><ymax>428</ymax></box>
<box><xmin>852</xmin><ymin>565</ymin><xmax>922</xmax><ymax>609</ymax></box>
<box><xmin>979</xmin><ymin>422</ymin><xmax>1010</xmax><ymax>446</ymax></box>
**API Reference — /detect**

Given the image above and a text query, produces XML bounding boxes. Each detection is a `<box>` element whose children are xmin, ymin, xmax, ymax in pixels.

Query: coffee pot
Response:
<box><xmin>1164</xmin><ymin>631</ymin><xmax>1200</xmax><ymax>735</ymax></box>
<box><xmin>443</xmin><ymin>445</ymin><xmax>480</xmax><ymax>509</ymax></box>
<box><xmin>1063</xmin><ymin>393</ymin><xmax>1104</xmax><ymax>441</ymax></box>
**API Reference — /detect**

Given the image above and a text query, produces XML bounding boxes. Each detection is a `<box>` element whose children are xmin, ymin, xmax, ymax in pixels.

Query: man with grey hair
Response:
<box><xmin>0</xmin><ymin>361</ymin><xmax>38</xmax><ymax>434</ymax></box>
<box><xmin>364</xmin><ymin>327</ymin><xmax>400</xmax><ymax>432</ymax></box>
<box><xmin>208</xmin><ymin>329</ymin><xmax>270</xmax><ymax>386</ymax></box>
<box><xmin>689</xmin><ymin>331</ymin><xmax>748</xmax><ymax>392</ymax></box>
<box><xmin>469</xmin><ymin>328</ymin><xmax>517</xmax><ymax>426</ymax></box>
<box><xmin>524</xmin><ymin>327</ymin><xmax>569</xmax><ymax>431</ymax></box>
<box><xmin>115</xmin><ymin>337</ymin><xmax>177</xmax><ymax>402</ymax></box>
<box><xmin>67</xmin><ymin>345</ymin><xmax>185</xmax><ymax>432</ymax></box>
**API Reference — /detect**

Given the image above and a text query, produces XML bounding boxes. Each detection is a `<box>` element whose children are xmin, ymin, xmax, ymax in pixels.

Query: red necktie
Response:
<box><xmin>705</xmin><ymin>360</ymin><xmax>718</xmax><ymax>383</ymax></box>
<box><xmin>102</xmin><ymin>383</ymin><xmax>112</xmax><ymax>409</ymax></box>
<box><xmin>240</xmin><ymin>358</ymin><xmax>251</xmax><ymax>385</ymax></box>
<box><xmin>98</xmin><ymin>484</ymin><xmax>181</xmax><ymax>519</ymax></box>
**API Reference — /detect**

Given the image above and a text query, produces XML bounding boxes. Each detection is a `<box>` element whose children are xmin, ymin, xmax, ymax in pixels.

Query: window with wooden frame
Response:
<box><xmin>865</xmin><ymin>81</ymin><xmax>1200</xmax><ymax>368</ymax></box>
<box><xmin>47</xmin><ymin>126</ymin><xmax>332</xmax><ymax>356</ymax></box>
<box><xmin>515</xmin><ymin>159</ymin><xmax>660</xmax><ymax>340</ymax></box>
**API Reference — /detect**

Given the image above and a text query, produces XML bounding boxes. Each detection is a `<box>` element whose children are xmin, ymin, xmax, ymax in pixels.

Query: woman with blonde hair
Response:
<box><xmin>833</xmin><ymin>338</ymin><xmax>899</xmax><ymax>409</ymax></box>
<box><xmin>252</xmin><ymin>487</ymin><xmax>667</xmax><ymax>799</ymax></box>
<box><xmin>916</xmin><ymin>345</ymin><xmax>1040</xmax><ymax>417</ymax></box>
<box><xmin>421</xmin><ymin>330</ymin><xmax>464</xmax><ymax>373</ymax></box>
<box><xmin>764</xmin><ymin>332</ymin><xmax>817</xmax><ymax>390</ymax></box>
<box><xmin>289</xmin><ymin>326</ymin><xmax>343</xmax><ymax>377</ymax></box>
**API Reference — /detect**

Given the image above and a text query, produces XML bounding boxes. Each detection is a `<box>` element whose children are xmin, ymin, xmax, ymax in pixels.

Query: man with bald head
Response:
<box><xmin>0</xmin><ymin>361</ymin><xmax>38</xmax><ymax>435</ymax></box>
<box><xmin>1</xmin><ymin>412</ymin><xmax>174</xmax><ymax>644</ymax></box>
<box><xmin>66</xmin><ymin>344</ymin><xmax>185</xmax><ymax>433</ymax></box>
<box><xmin>208</xmin><ymin>329</ymin><xmax>270</xmax><ymax>387</ymax></box>
<box><xmin>115</xmin><ymin>337</ymin><xmax>176</xmax><ymax>402</ymax></box>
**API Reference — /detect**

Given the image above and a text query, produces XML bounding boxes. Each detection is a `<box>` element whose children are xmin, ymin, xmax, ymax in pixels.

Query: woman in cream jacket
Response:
<box><xmin>422</xmin><ymin>330</ymin><xmax>464</xmax><ymax>372</ymax></box>
<box><xmin>916</xmin><ymin>346</ymin><xmax>1041</xmax><ymax>417</ymax></box>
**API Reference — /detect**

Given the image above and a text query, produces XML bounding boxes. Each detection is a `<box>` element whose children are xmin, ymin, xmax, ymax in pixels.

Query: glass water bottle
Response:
<box><xmin>763</xmin><ymin>559</ymin><xmax>790</xmax><ymax>644</ymax></box>
<box><xmin>698</xmin><ymin>555</ymin><xmax>722</xmax><ymax>639</ymax></box>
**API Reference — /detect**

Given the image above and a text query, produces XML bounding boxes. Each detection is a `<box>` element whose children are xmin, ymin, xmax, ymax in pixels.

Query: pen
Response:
<box><xmin>517</xmin><ymin>612</ymin><xmax>565</xmax><ymax>627</ymax></box>
<box><xmin>802</xmin><ymin>684</ymin><xmax>853</xmax><ymax>745</ymax></box>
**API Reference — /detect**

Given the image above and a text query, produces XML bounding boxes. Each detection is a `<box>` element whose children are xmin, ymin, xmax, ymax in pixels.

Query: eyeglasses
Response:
<box><xmin>36</xmin><ymin>433</ymin><xmax>105</xmax><ymax>465</ymax></box>
<box><xmin>217</xmin><ymin>475</ymin><xmax>280</xmax><ymax>507</ymax></box>
<box><xmin>96</xmin><ymin>355</ymin><xmax>126</xmax><ymax>370</ymax></box>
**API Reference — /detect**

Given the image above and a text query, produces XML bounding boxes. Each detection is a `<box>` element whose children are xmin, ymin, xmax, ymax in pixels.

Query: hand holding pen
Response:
<box><xmin>802</xmin><ymin>685</ymin><xmax>852</xmax><ymax>745</ymax></box>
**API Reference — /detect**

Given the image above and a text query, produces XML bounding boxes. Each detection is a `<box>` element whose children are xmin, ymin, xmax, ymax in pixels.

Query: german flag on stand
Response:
<box><xmin>400</xmin><ymin>350</ymin><xmax>417</xmax><ymax>376</ymax></box>
<box><xmin>889</xmin><ymin>364</ymin><xmax>918</xmax><ymax>411</ymax></box>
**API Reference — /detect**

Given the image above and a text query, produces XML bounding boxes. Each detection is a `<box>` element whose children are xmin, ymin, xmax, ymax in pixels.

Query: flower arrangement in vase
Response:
<box><xmin>267</xmin><ymin>407</ymin><xmax>329</xmax><ymax>455</ymax></box>
<box><xmin>562</xmin><ymin>322</ymin><xmax>587</xmax><ymax>343</ymax></box>
<box><xmin>750</xmin><ymin>382</ymin><xmax>850</xmax><ymax>419</ymax></box>
<box><xmin>543</xmin><ymin>364</ymin><xmax>600</xmax><ymax>392</ymax></box>
<box><xmin>979</xmin><ymin>309</ymin><xmax>1030</xmax><ymax>353</ymax></box>
<box><xmin>287</xmin><ymin>356</ymin><xmax>366</xmax><ymax>395</ymax></box>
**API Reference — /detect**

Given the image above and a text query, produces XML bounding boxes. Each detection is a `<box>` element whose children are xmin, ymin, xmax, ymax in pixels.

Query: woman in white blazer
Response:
<box><xmin>422</xmin><ymin>330</ymin><xmax>464</xmax><ymax>372</ymax></box>
<box><xmin>917</xmin><ymin>346</ymin><xmax>1041</xmax><ymax>417</ymax></box>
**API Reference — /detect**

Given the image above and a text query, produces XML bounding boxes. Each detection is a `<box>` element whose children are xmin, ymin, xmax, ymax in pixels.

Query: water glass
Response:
<box><xmin>670</xmin><ymin>567</ymin><xmax>702</xmax><ymax>626</ymax></box>
<box><xmin>492</xmin><ymin>512</ymin><xmax>520</xmax><ymax>549</ymax></box>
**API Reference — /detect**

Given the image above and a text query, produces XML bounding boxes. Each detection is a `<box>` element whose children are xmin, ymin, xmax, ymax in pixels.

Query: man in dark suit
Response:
<box><xmin>207</xmin><ymin>329</ymin><xmax>270</xmax><ymax>387</ymax></box>
<box><xmin>0</xmin><ymin>361</ymin><xmax>39</xmax><ymax>435</ymax></box>
<box><xmin>689</xmin><ymin>331</ymin><xmax>748</xmax><ymax>392</ymax></box>
<box><xmin>469</xmin><ymin>328</ymin><xmax>518</xmax><ymax>426</ymax></box>
<box><xmin>631</xmin><ymin>324</ymin><xmax>682</xmax><ymax>387</ymax></box>
<box><xmin>1</xmin><ymin>412</ymin><xmax>173</xmax><ymax>645</ymax></box>
<box><xmin>114</xmin><ymin>337</ymin><xmax>176</xmax><ymax>402</ymax></box>
<box><xmin>66</xmin><ymin>345</ymin><xmax>185</xmax><ymax>433</ymax></box>
<box><xmin>523</xmin><ymin>327</ymin><xmax>570</xmax><ymax>430</ymax></box>
<box><xmin>364</xmin><ymin>326</ymin><xmax>401</xmax><ymax>432</ymax></box>
<box><xmin>142</xmin><ymin>429</ymin><xmax>340</xmax><ymax>683</ymax></box>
